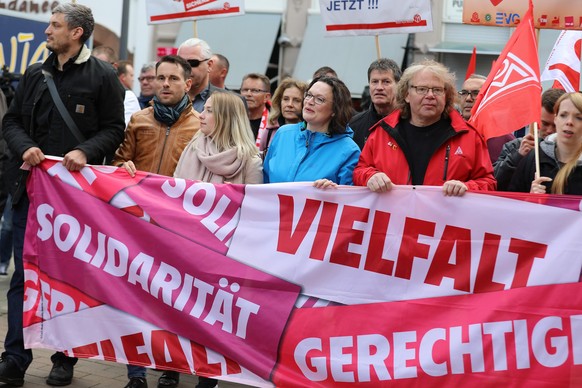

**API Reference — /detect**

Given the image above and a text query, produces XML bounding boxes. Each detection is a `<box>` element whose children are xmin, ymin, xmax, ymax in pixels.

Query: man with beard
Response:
<box><xmin>350</xmin><ymin>58</ymin><xmax>402</xmax><ymax>149</ymax></box>
<box><xmin>0</xmin><ymin>3</ymin><xmax>125</xmax><ymax>386</ymax></box>
<box><xmin>113</xmin><ymin>55</ymin><xmax>200</xmax><ymax>388</ymax></box>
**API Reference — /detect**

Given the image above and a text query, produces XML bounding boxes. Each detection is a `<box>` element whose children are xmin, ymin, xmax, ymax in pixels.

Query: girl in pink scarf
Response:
<box><xmin>175</xmin><ymin>91</ymin><xmax>263</xmax><ymax>184</ymax></box>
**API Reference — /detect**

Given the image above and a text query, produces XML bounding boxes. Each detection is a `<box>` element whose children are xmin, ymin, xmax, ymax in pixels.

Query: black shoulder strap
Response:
<box><xmin>42</xmin><ymin>70</ymin><xmax>86</xmax><ymax>144</ymax></box>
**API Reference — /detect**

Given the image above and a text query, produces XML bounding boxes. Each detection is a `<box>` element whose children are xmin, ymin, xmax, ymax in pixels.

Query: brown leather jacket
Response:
<box><xmin>112</xmin><ymin>102</ymin><xmax>200</xmax><ymax>176</ymax></box>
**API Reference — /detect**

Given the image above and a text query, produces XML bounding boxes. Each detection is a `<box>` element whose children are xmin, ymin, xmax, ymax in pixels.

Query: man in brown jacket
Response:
<box><xmin>112</xmin><ymin>55</ymin><xmax>200</xmax><ymax>178</ymax></box>
<box><xmin>112</xmin><ymin>55</ymin><xmax>199</xmax><ymax>388</ymax></box>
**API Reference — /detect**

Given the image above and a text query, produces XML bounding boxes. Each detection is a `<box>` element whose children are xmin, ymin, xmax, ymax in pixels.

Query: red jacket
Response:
<box><xmin>353</xmin><ymin>109</ymin><xmax>496</xmax><ymax>191</ymax></box>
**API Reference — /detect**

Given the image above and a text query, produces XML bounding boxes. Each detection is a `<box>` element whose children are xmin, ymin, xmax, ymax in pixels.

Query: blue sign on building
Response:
<box><xmin>0</xmin><ymin>11</ymin><xmax>49</xmax><ymax>74</ymax></box>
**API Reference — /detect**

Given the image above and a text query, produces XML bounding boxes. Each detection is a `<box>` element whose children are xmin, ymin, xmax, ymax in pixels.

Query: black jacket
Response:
<box><xmin>508</xmin><ymin>134</ymin><xmax>582</xmax><ymax>194</ymax></box>
<box><xmin>349</xmin><ymin>105</ymin><xmax>385</xmax><ymax>150</ymax></box>
<box><xmin>2</xmin><ymin>45</ymin><xmax>125</xmax><ymax>199</ymax></box>
<box><xmin>493</xmin><ymin>137</ymin><xmax>523</xmax><ymax>191</ymax></box>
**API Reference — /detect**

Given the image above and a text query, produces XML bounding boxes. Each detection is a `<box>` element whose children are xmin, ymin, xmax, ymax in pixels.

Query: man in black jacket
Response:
<box><xmin>0</xmin><ymin>3</ymin><xmax>125</xmax><ymax>386</ymax></box>
<box><xmin>493</xmin><ymin>88</ymin><xmax>566</xmax><ymax>190</ymax></box>
<box><xmin>350</xmin><ymin>58</ymin><xmax>402</xmax><ymax>149</ymax></box>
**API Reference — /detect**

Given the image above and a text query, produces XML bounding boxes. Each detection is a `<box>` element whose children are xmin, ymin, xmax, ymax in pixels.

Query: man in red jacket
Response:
<box><xmin>353</xmin><ymin>60</ymin><xmax>496</xmax><ymax>196</ymax></box>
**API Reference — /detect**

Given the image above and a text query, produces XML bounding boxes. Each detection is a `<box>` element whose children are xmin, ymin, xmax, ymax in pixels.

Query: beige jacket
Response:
<box><xmin>174</xmin><ymin>134</ymin><xmax>263</xmax><ymax>184</ymax></box>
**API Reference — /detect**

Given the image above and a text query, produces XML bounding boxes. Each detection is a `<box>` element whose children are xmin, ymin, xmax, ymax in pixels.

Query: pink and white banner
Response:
<box><xmin>318</xmin><ymin>0</ymin><xmax>433</xmax><ymax>37</ymax></box>
<box><xmin>145</xmin><ymin>0</ymin><xmax>244</xmax><ymax>24</ymax></box>
<box><xmin>23</xmin><ymin>159</ymin><xmax>582</xmax><ymax>386</ymax></box>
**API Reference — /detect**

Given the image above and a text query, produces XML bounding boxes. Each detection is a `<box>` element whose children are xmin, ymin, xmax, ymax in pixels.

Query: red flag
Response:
<box><xmin>468</xmin><ymin>0</ymin><xmax>541</xmax><ymax>141</ymax></box>
<box><xmin>465</xmin><ymin>46</ymin><xmax>477</xmax><ymax>80</ymax></box>
<box><xmin>541</xmin><ymin>30</ymin><xmax>582</xmax><ymax>92</ymax></box>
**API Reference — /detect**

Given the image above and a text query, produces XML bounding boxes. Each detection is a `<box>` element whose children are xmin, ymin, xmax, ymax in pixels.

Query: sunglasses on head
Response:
<box><xmin>187</xmin><ymin>58</ymin><xmax>210</xmax><ymax>68</ymax></box>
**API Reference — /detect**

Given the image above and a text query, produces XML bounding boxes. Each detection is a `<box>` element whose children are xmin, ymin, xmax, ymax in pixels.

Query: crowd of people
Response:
<box><xmin>1</xmin><ymin>3</ymin><xmax>582</xmax><ymax>388</ymax></box>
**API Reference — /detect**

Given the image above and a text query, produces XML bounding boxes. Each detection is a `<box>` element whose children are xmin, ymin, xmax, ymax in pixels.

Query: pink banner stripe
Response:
<box><xmin>275</xmin><ymin>282</ymin><xmax>582</xmax><ymax>386</ymax></box>
<box><xmin>26</xmin><ymin>167</ymin><xmax>300</xmax><ymax>380</ymax></box>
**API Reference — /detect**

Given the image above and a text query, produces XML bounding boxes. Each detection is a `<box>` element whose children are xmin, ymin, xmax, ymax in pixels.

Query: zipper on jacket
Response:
<box><xmin>156</xmin><ymin>126</ymin><xmax>171</xmax><ymax>174</ymax></box>
<box><xmin>443</xmin><ymin>144</ymin><xmax>450</xmax><ymax>181</ymax></box>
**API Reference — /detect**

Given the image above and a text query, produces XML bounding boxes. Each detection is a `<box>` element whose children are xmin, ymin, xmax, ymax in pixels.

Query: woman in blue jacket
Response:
<box><xmin>263</xmin><ymin>76</ymin><xmax>360</xmax><ymax>185</ymax></box>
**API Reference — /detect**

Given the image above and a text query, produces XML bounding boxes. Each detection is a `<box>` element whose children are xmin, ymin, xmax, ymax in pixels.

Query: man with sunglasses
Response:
<box><xmin>459</xmin><ymin>73</ymin><xmax>514</xmax><ymax>164</ymax></box>
<box><xmin>177</xmin><ymin>38</ymin><xmax>220</xmax><ymax>113</ymax></box>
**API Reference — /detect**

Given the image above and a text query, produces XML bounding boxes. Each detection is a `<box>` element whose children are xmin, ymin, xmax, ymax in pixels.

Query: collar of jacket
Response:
<box><xmin>44</xmin><ymin>44</ymin><xmax>91</xmax><ymax>72</ymax></box>
<box><xmin>374</xmin><ymin>108</ymin><xmax>471</xmax><ymax>135</ymax></box>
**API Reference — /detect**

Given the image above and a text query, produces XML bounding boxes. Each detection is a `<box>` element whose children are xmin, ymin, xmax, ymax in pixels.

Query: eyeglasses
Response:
<box><xmin>241</xmin><ymin>88</ymin><xmax>268</xmax><ymax>95</ymax></box>
<box><xmin>458</xmin><ymin>90</ymin><xmax>480</xmax><ymax>99</ymax></box>
<box><xmin>187</xmin><ymin>58</ymin><xmax>210</xmax><ymax>68</ymax></box>
<box><xmin>410</xmin><ymin>85</ymin><xmax>445</xmax><ymax>96</ymax></box>
<box><xmin>138</xmin><ymin>75</ymin><xmax>155</xmax><ymax>82</ymax></box>
<box><xmin>304</xmin><ymin>92</ymin><xmax>327</xmax><ymax>105</ymax></box>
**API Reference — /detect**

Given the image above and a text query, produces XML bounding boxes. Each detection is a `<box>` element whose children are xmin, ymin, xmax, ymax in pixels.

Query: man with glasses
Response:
<box><xmin>353</xmin><ymin>60</ymin><xmax>495</xmax><ymax>195</ymax></box>
<box><xmin>459</xmin><ymin>73</ymin><xmax>514</xmax><ymax>164</ymax></box>
<box><xmin>458</xmin><ymin>73</ymin><xmax>486</xmax><ymax>121</ymax></box>
<box><xmin>177</xmin><ymin>38</ymin><xmax>220</xmax><ymax>113</ymax></box>
<box><xmin>240</xmin><ymin>73</ymin><xmax>271</xmax><ymax>141</ymax></box>
<box><xmin>138</xmin><ymin>62</ymin><xmax>157</xmax><ymax>108</ymax></box>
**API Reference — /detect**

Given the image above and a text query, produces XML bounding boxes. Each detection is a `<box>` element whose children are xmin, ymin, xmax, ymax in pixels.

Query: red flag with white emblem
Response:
<box><xmin>541</xmin><ymin>30</ymin><xmax>582</xmax><ymax>92</ymax></box>
<box><xmin>468</xmin><ymin>0</ymin><xmax>541</xmax><ymax>140</ymax></box>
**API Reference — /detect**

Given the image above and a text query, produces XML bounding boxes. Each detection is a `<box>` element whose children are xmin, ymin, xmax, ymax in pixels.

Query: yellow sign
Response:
<box><xmin>463</xmin><ymin>0</ymin><xmax>582</xmax><ymax>30</ymax></box>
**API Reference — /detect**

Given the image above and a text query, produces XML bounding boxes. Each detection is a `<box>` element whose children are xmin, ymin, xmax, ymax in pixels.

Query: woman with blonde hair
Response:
<box><xmin>259</xmin><ymin>78</ymin><xmax>308</xmax><ymax>155</ymax></box>
<box><xmin>174</xmin><ymin>90</ymin><xmax>263</xmax><ymax>184</ymax></box>
<box><xmin>509</xmin><ymin>92</ymin><xmax>582</xmax><ymax>194</ymax></box>
<box><xmin>173</xmin><ymin>89</ymin><xmax>261</xmax><ymax>388</ymax></box>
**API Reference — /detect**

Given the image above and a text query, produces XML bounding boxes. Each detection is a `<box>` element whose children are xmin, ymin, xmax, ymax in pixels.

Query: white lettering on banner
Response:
<box><xmin>46</xmin><ymin>161</ymin><xmax>116</xmax><ymax>189</ymax></box>
<box><xmin>161</xmin><ymin>179</ymin><xmax>240</xmax><ymax>243</ymax></box>
<box><xmin>23</xmin><ymin>269</ymin><xmax>90</xmax><ymax>319</ymax></box>
<box><xmin>276</xmin><ymin>195</ymin><xmax>548</xmax><ymax>293</ymax></box>
<box><xmin>35</xmin><ymin>203</ymin><xmax>260</xmax><ymax>339</ymax></box>
<box><xmin>293</xmin><ymin>315</ymin><xmax>582</xmax><ymax>383</ymax></box>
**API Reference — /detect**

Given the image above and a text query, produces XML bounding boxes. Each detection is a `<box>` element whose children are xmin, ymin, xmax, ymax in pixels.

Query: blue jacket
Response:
<box><xmin>263</xmin><ymin>122</ymin><xmax>360</xmax><ymax>184</ymax></box>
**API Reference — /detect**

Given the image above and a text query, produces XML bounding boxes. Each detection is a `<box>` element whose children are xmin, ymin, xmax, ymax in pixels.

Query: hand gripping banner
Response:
<box><xmin>24</xmin><ymin>160</ymin><xmax>300</xmax><ymax>382</ymax></box>
<box><xmin>22</xmin><ymin>159</ymin><xmax>582</xmax><ymax>386</ymax></box>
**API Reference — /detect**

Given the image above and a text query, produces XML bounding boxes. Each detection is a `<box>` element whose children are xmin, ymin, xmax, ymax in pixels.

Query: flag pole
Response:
<box><xmin>533</xmin><ymin>28</ymin><xmax>541</xmax><ymax>180</ymax></box>
<box><xmin>533</xmin><ymin>122</ymin><xmax>540</xmax><ymax>179</ymax></box>
<box><xmin>375</xmin><ymin>35</ymin><xmax>381</xmax><ymax>59</ymax></box>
